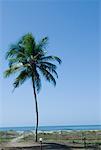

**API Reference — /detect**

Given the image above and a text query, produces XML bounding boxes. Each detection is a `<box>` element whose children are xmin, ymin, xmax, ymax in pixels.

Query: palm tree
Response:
<box><xmin>4</xmin><ymin>33</ymin><xmax>62</xmax><ymax>142</ymax></box>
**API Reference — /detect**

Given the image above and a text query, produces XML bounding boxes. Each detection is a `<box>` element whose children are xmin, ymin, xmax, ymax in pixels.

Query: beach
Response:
<box><xmin>0</xmin><ymin>130</ymin><xmax>101</xmax><ymax>149</ymax></box>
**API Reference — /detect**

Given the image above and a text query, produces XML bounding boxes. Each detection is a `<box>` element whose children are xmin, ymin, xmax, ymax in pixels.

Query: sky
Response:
<box><xmin>0</xmin><ymin>0</ymin><xmax>100</xmax><ymax>127</ymax></box>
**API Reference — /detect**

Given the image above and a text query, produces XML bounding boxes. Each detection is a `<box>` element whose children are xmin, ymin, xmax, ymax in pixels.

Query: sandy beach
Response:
<box><xmin>0</xmin><ymin>130</ymin><xmax>101</xmax><ymax>149</ymax></box>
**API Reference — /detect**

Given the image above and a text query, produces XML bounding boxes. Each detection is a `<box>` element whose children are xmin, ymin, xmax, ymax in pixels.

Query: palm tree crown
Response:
<box><xmin>4</xmin><ymin>33</ymin><xmax>61</xmax><ymax>92</ymax></box>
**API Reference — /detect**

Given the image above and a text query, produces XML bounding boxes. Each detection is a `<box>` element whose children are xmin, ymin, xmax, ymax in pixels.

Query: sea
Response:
<box><xmin>0</xmin><ymin>125</ymin><xmax>101</xmax><ymax>132</ymax></box>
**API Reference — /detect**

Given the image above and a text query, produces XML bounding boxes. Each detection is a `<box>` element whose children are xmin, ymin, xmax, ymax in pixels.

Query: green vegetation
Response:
<box><xmin>0</xmin><ymin>131</ymin><xmax>19</xmax><ymax>143</ymax></box>
<box><xmin>4</xmin><ymin>33</ymin><xmax>61</xmax><ymax>142</ymax></box>
<box><xmin>0</xmin><ymin>130</ymin><xmax>101</xmax><ymax>149</ymax></box>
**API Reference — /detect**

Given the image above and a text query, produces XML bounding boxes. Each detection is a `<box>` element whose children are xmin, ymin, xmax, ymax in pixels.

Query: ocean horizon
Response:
<box><xmin>0</xmin><ymin>125</ymin><xmax>101</xmax><ymax>131</ymax></box>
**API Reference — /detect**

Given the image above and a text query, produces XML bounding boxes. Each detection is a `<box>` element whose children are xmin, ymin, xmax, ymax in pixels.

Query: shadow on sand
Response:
<box><xmin>1</xmin><ymin>142</ymin><xmax>100</xmax><ymax>150</ymax></box>
<box><xmin>1</xmin><ymin>143</ymin><xmax>71</xmax><ymax>150</ymax></box>
<box><xmin>41</xmin><ymin>142</ymin><xmax>72</xmax><ymax>149</ymax></box>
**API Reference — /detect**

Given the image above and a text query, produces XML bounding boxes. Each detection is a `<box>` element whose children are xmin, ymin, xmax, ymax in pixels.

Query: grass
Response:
<box><xmin>0</xmin><ymin>131</ymin><xmax>19</xmax><ymax>143</ymax></box>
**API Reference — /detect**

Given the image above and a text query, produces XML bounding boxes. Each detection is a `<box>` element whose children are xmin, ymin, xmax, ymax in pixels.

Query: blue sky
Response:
<box><xmin>0</xmin><ymin>0</ymin><xmax>100</xmax><ymax>127</ymax></box>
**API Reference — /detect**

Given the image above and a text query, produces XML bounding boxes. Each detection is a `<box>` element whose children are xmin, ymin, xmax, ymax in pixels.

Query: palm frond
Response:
<box><xmin>39</xmin><ymin>63</ymin><xmax>58</xmax><ymax>78</ymax></box>
<box><xmin>22</xmin><ymin>33</ymin><xmax>35</xmax><ymax>54</ymax></box>
<box><xmin>13</xmin><ymin>70</ymin><xmax>30</xmax><ymax>89</ymax></box>
<box><xmin>6</xmin><ymin>46</ymin><xmax>18</xmax><ymax>59</ymax></box>
<box><xmin>38</xmin><ymin>37</ymin><xmax>48</xmax><ymax>49</ymax></box>
<box><xmin>38</xmin><ymin>65</ymin><xmax>56</xmax><ymax>86</ymax></box>
<box><xmin>39</xmin><ymin>61</ymin><xmax>57</xmax><ymax>70</ymax></box>
<box><xmin>8</xmin><ymin>58</ymin><xmax>21</xmax><ymax>67</ymax></box>
<box><xmin>40</xmin><ymin>56</ymin><xmax>62</xmax><ymax>64</ymax></box>
<box><xmin>34</xmin><ymin>37</ymin><xmax>48</xmax><ymax>56</ymax></box>
<box><xmin>4</xmin><ymin>64</ymin><xmax>23</xmax><ymax>78</ymax></box>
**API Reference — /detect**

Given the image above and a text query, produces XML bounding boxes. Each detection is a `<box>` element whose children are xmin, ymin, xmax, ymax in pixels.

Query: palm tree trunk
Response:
<box><xmin>32</xmin><ymin>77</ymin><xmax>38</xmax><ymax>142</ymax></box>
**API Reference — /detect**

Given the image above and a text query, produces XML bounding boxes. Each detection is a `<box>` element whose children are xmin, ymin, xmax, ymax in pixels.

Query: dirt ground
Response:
<box><xmin>0</xmin><ymin>142</ymin><xmax>101</xmax><ymax>150</ymax></box>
